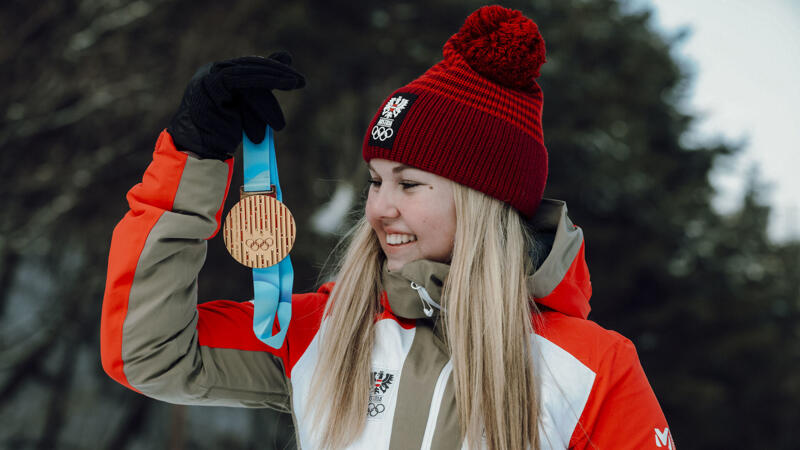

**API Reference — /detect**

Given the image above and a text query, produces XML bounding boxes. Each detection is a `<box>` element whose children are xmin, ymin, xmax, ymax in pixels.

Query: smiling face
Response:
<box><xmin>365</xmin><ymin>159</ymin><xmax>457</xmax><ymax>272</ymax></box>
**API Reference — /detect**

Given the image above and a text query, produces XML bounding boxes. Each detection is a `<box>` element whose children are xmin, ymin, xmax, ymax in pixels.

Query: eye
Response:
<box><xmin>367</xmin><ymin>178</ymin><xmax>381</xmax><ymax>188</ymax></box>
<box><xmin>400</xmin><ymin>182</ymin><xmax>420</xmax><ymax>190</ymax></box>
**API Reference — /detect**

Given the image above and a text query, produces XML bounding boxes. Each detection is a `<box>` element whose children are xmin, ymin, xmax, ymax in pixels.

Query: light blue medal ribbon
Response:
<box><xmin>242</xmin><ymin>126</ymin><xmax>293</xmax><ymax>349</ymax></box>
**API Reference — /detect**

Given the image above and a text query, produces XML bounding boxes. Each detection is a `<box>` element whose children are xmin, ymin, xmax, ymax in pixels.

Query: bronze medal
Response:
<box><xmin>223</xmin><ymin>189</ymin><xmax>296</xmax><ymax>268</ymax></box>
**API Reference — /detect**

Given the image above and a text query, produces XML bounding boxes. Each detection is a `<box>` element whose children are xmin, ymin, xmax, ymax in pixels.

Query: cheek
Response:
<box><xmin>439</xmin><ymin>218</ymin><xmax>457</xmax><ymax>256</ymax></box>
<box><xmin>420</xmin><ymin>211</ymin><xmax>456</xmax><ymax>259</ymax></box>
<box><xmin>438</xmin><ymin>202</ymin><xmax>457</xmax><ymax>256</ymax></box>
<box><xmin>364</xmin><ymin>197</ymin><xmax>379</xmax><ymax>229</ymax></box>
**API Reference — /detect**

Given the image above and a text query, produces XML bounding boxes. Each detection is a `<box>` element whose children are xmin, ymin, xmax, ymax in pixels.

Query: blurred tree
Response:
<box><xmin>0</xmin><ymin>0</ymin><xmax>797</xmax><ymax>448</ymax></box>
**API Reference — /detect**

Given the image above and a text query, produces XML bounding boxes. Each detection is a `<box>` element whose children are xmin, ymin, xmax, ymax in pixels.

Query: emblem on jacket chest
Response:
<box><xmin>367</xmin><ymin>368</ymin><xmax>397</xmax><ymax>422</ymax></box>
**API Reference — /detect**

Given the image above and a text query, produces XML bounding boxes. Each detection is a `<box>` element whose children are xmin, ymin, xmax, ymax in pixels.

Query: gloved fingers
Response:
<box><xmin>217</xmin><ymin>53</ymin><xmax>297</xmax><ymax>71</ymax></box>
<box><xmin>209</xmin><ymin>56</ymin><xmax>264</xmax><ymax>71</ymax></box>
<box><xmin>241</xmin><ymin>109</ymin><xmax>266</xmax><ymax>144</ymax></box>
<box><xmin>223</xmin><ymin>71</ymin><xmax>305</xmax><ymax>92</ymax></box>
<box><xmin>190</xmin><ymin>62</ymin><xmax>215</xmax><ymax>83</ymax></box>
<box><xmin>211</xmin><ymin>54</ymin><xmax>305</xmax><ymax>89</ymax></box>
<box><xmin>243</xmin><ymin>88</ymin><xmax>287</xmax><ymax>131</ymax></box>
<box><xmin>212</xmin><ymin>55</ymin><xmax>304</xmax><ymax>80</ymax></box>
<box><xmin>170</xmin><ymin>54</ymin><xmax>303</xmax><ymax>160</ymax></box>
<box><xmin>240</xmin><ymin>88</ymin><xmax>287</xmax><ymax>139</ymax></box>
<box><xmin>219</xmin><ymin>63</ymin><xmax>306</xmax><ymax>91</ymax></box>
<box><xmin>214</xmin><ymin>55</ymin><xmax>285</xmax><ymax>67</ymax></box>
<box><xmin>267</xmin><ymin>51</ymin><xmax>292</xmax><ymax>66</ymax></box>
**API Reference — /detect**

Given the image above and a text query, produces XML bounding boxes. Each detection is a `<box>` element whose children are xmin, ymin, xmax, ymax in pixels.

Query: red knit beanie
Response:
<box><xmin>362</xmin><ymin>5</ymin><xmax>548</xmax><ymax>217</ymax></box>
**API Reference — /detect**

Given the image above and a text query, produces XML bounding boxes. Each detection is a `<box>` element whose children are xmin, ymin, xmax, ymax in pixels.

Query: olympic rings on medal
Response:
<box><xmin>367</xmin><ymin>402</ymin><xmax>385</xmax><ymax>417</ymax></box>
<box><xmin>223</xmin><ymin>194</ymin><xmax>296</xmax><ymax>268</ymax></box>
<box><xmin>245</xmin><ymin>238</ymin><xmax>274</xmax><ymax>251</ymax></box>
<box><xmin>371</xmin><ymin>125</ymin><xmax>394</xmax><ymax>141</ymax></box>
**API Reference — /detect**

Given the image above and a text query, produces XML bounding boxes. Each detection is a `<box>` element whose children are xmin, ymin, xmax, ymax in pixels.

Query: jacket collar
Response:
<box><xmin>382</xmin><ymin>259</ymin><xmax>449</xmax><ymax>320</ymax></box>
<box><xmin>381</xmin><ymin>199</ymin><xmax>592</xmax><ymax>320</ymax></box>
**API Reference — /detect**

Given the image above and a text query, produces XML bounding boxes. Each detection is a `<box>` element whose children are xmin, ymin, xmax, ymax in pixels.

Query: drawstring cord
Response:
<box><xmin>410</xmin><ymin>282</ymin><xmax>442</xmax><ymax>317</ymax></box>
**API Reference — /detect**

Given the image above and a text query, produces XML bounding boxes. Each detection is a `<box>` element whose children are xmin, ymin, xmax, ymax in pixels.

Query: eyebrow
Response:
<box><xmin>366</xmin><ymin>162</ymin><xmax>414</xmax><ymax>174</ymax></box>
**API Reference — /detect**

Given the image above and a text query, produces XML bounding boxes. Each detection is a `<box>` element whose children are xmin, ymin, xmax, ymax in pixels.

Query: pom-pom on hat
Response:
<box><xmin>362</xmin><ymin>5</ymin><xmax>548</xmax><ymax>217</ymax></box>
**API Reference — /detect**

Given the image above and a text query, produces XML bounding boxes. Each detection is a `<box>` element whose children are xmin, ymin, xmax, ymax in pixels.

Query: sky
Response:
<box><xmin>634</xmin><ymin>0</ymin><xmax>800</xmax><ymax>241</ymax></box>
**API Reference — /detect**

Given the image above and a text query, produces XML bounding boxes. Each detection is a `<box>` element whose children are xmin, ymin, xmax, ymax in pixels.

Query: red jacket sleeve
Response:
<box><xmin>100</xmin><ymin>130</ymin><xmax>328</xmax><ymax>408</ymax></box>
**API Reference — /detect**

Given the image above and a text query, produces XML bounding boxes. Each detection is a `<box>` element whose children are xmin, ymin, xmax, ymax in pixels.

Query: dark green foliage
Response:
<box><xmin>1</xmin><ymin>0</ymin><xmax>797</xmax><ymax>448</ymax></box>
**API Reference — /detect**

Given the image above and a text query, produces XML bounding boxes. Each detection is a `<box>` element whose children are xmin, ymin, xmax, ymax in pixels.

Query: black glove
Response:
<box><xmin>167</xmin><ymin>52</ymin><xmax>306</xmax><ymax>160</ymax></box>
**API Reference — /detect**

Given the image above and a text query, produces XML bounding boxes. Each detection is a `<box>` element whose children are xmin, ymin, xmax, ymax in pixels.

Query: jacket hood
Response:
<box><xmin>381</xmin><ymin>198</ymin><xmax>592</xmax><ymax>320</ymax></box>
<box><xmin>527</xmin><ymin>198</ymin><xmax>592</xmax><ymax>318</ymax></box>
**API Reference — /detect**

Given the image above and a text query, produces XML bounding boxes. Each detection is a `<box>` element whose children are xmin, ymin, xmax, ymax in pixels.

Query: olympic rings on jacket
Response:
<box><xmin>367</xmin><ymin>402</ymin><xmax>385</xmax><ymax>417</ymax></box>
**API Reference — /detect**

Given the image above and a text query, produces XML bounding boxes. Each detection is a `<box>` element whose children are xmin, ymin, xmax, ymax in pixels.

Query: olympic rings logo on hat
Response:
<box><xmin>371</xmin><ymin>125</ymin><xmax>394</xmax><ymax>141</ymax></box>
<box><xmin>367</xmin><ymin>402</ymin><xmax>385</xmax><ymax>417</ymax></box>
<box><xmin>245</xmin><ymin>238</ymin><xmax>274</xmax><ymax>251</ymax></box>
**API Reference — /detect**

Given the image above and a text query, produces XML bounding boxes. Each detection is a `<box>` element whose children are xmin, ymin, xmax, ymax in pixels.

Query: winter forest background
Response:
<box><xmin>1</xmin><ymin>0</ymin><xmax>799</xmax><ymax>448</ymax></box>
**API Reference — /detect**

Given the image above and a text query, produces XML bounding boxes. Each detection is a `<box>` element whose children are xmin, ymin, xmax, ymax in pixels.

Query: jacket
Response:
<box><xmin>101</xmin><ymin>130</ymin><xmax>674</xmax><ymax>449</ymax></box>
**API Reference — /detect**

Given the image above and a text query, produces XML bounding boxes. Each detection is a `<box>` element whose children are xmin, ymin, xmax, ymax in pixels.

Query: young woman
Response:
<box><xmin>101</xmin><ymin>5</ymin><xmax>673</xmax><ymax>449</ymax></box>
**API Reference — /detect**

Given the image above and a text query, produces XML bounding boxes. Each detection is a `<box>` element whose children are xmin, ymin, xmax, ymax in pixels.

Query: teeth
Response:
<box><xmin>386</xmin><ymin>234</ymin><xmax>417</xmax><ymax>245</ymax></box>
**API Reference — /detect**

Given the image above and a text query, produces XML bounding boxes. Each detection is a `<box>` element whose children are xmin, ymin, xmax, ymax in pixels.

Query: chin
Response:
<box><xmin>386</xmin><ymin>256</ymin><xmax>414</xmax><ymax>272</ymax></box>
<box><xmin>386</xmin><ymin>260</ymin><xmax>404</xmax><ymax>272</ymax></box>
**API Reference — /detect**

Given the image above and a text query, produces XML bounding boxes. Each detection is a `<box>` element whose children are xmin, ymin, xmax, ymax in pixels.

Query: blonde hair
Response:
<box><xmin>311</xmin><ymin>182</ymin><xmax>541</xmax><ymax>449</ymax></box>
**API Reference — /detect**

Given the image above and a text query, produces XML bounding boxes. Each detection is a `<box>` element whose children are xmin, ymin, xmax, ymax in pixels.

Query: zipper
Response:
<box><xmin>420</xmin><ymin>360</ymin><xmax>453</xmax><ymax>450</ymax></box>
<box><xmin>410</xmin><ymin>281</ymin><xmax>442</xmax><ymax>317</ymax></box>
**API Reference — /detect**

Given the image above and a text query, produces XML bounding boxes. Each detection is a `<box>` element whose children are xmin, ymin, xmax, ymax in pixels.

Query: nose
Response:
<box><xmin>368</xmin><ymin>185</ymin><xmax>400</xmax><ymax>219</ymax></box>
